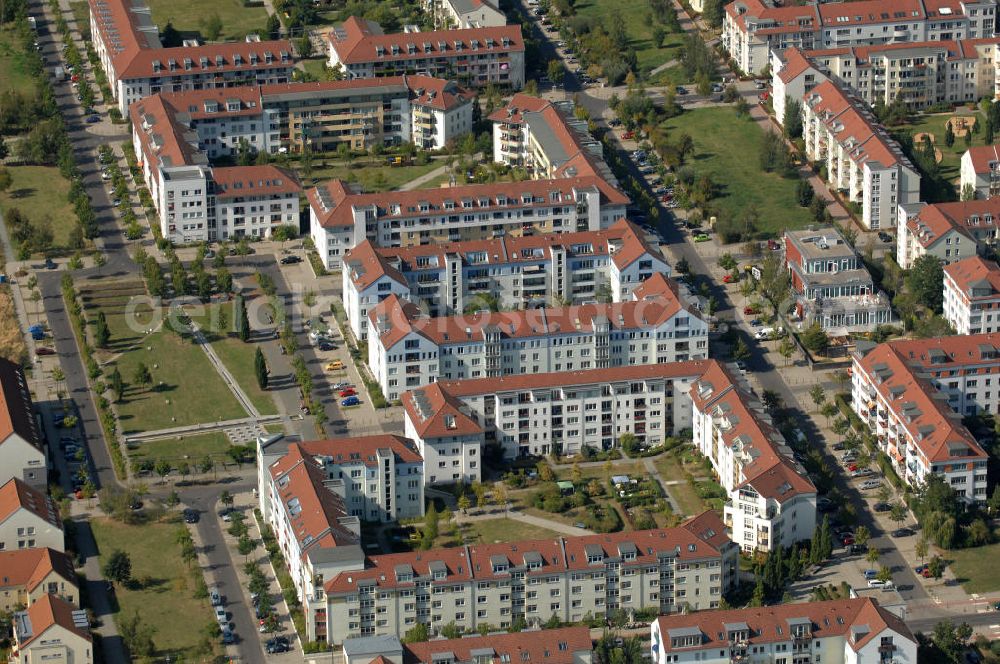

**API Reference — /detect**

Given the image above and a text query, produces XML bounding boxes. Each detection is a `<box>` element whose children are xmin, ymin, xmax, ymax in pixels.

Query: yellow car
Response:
<box><xmin>325</xmin><ymin>360</ymin><xmax>345</xmax><ymax>371</ymax></box>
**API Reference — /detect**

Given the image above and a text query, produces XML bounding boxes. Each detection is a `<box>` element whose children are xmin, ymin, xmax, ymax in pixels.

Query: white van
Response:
<box><xmin>755</xmin><ymin>327</ymin><xmax>774</xmax><ymax>340</ymax></box>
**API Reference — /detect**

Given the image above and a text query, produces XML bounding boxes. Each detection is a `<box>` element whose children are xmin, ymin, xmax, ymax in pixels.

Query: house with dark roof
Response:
<box><xmin>11</xmin><ymin>594</ymin><xmax>92</xmax><ymax>664</ymax></box>
<box><xmin>327</xmin><ymin>17</ymin><xmax>525</xmax><ymax>89</ymax></box>
<box><xmin>650</xmin><ymin>597</ymin><xmax>915</xmax><ymax>664</ymax></box>
<box><xmin>341</xmin><ymin>219</ymin><xmax>671</xmax><ymax>340</ymax></box>
<box><xmin>0</xmin><ymin>359</ymin><xmax>45</xmax><ymax>491</ymax></box>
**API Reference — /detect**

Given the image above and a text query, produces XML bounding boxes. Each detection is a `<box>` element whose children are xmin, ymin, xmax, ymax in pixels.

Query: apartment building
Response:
<box><xmin>341</xmin><ymin>219</ymin><xmax>670</xmax><ymax>340</ymax></box>
<box><xmin>130</xmin><ymin>95</ymin><xmax>301</xmax><ymax>243</ymax></box>
<box><xmin>961</xmin><ymin>144</ymin><xmax>1000</xmax><ymax>199</ymax></box>
<box><xmin>320</xmin><ymin>512</ymin><xmax>738</xmax><ymax>645</ymax></box>
<box><xmin>0</xmin><ymin>548</ymin><xmax>78</xmax><ymax>613</ymax></box>
<box><xmin>11</xmin><ymin>594</ymin><xmax>92</xmax><ymax>664</ymax></box>
<box><xmin>308</xmin><ymin>176</ymin><xmax>630</xmax><ymax>270</ymax></box>
<box><xmin>88</xmin><ymin>0</ymin><xmax>294</xmax><ymax>113</ymax></box>
<box><xmin>425</xmin><ymin>0</ymin><xmax>507</xmax><ymax>29</ymax></box>
<box><xmin>852</xmin><ymin>336</ymin><xmax>995</xmax><ymax>503</ymax></box>
<box><xmin>328</xmin><ymin>17</ymin><xmax>525</xmax><ymax>89</ymax></box>
<box><xmin>944</xmin><ymin>255</ymin><xmax>1000</xmax><ymax>333</ymax></box>
<box><xmin>724</xmin><ymin>0</ymin><xmax>998</xmax><ymax>75</ymax></box>
<box><xmin>895</xmin><ymin>198</ymin><xmax>1000</xmax><ymax>268</ymax></box>
<box><xmin>0</xmin><ymin>359</ymin><xmax>45</xmax><ymax>491</ymax></box>
<box><xmin>368</xmin><ymin>274</ymin><xmax>708</xmax><ymax>401</ymax></box>
<box><xmin>257</xmin><ymin>440</ymin><xmax>364</xmax><ymax>641</ymax></box>
<box><xmin>784</xmin><ymin>227</ymin><xmax>894</xmax><ymax>333</ymax></box>
<box><xmin>773</xmin><ymin>39</ymin><xmax>1000</xmax><ymax>118</ymax></box>
<box><xmin>650</xmin><ymin>598</ymin><xmax>916</xmax><ymax>664</ymax></box>
<box><xmin>402</xmin><ymin>360</ymin><xmax>711</xmax><ymax>462</ymax></box>
<box><xmin>691</xmin><ymin>363</ymin><xmax>817</xmax><ymax>554</ymax></box>
<box><xmin>343</xmin><ymin>627</ymin><xmax>593</xmax><ymax>664</ymax></box>
<box><xmin>0</xmin><ymin>479</ymin><xmax>63</xmax><ymax>553</ymax></box>
<box><xmin>802</xmin><ymin>81</ymin><xmax>921</xmax><ymax>230</ymax></box>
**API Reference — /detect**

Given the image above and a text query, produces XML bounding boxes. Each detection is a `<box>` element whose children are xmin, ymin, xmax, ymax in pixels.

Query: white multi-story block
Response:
<box><xmin>424</xmin><ymin>0</ymin><xmax>507</xmax><ymax>29</ymax></box>
<box><xmin>346</xmin><ymin>628</ymin><xmax>592</xmax><ymax>664</ymax></box>
<box><xmin>0</xmin><ymin>359</ymin><xmax>45</xmax><ymax>491</ymax></box>
<box><xmin>725</xmin><ymin>0</ymin><xmax>997</xmax><ymax>76</ymax></box>
<box><xmin>853</xmin><ymin>337</ymin><xmax>995</xmax><ymax>503</ymax></box>
<box><xmin>328</xmin><ymin>17</ymin><xmax>525</xmax><ymax>89</ymax></box>
<box><xmin>368</xmin><ymin>273</ymin><xmax>707</xmax><ymax>401</ymax></box>
<box><xmin>341</xmin><ymin>219</ymin><xmax>670</xmax><ymax>340</ymax></box>
<box><xmin>944</xmin><ymin>255</ymin><xmax>1000</xmax><ymax>333</ymax></box>
<box><xmin>0</xmin><ymin>479</ymin><xmax>64</xmax><ymax>553</ymax></box>
<box><xmin>961</xmin><ymin>144</ymin><xmax>1000</xmax><ymax>199</ymax></box>
<box><xmin>308</xmin><ymin>177</ymin><xmax>630</xmax><ymax>270</ymax></box>
<box><xmin>690</xmin><ymin>362</ymin><xmax>816</xmax><ymax>554</ymax></box>
<box><xmin>88</xmin><ymin>0</ymin><xmax>294</xmax><ymax>114</ymax></box>
<box><xmin>895</xmin><ymin>198</ymin><xmax>1000</xmax><ymax>268</ymax></box>
<box><xmin>803</xmin><ymin>81</ymin><xmax>921</xmax><ymax>230</ymax></box>
<box><xmin>650</xmin><ymin>598</ymin><xmax>916</xmax><ymax>664</ymax></box>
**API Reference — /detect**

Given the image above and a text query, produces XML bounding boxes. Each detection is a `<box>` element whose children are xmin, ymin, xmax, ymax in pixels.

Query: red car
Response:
<box><xmin>767</xmin><ymin>239</ymin><xmax>781</xmax><ymax>251</ymax></box>
<box><xmin>744</xmin><ymin>306</ymin><xmax>759</xmax><ymax>315</ymax></box>
<box><xmin>75</xmin><ymin>489</ymin><xmax>83</xmax><ymax>499</ymax></box>
<box><xmin>847</xmin><ymin>464</ymin><xmax>858</xmax><ymax>472</ymax></box>
<box><xmin>661</xmin><ymin>194</ymin><xmax>673</xmax><ymax>202</ymax></box>
<box><xmin>722</xmin><ymin>274</ymin><xmax>734</xmax><ymax>283</ymax></box>
<box><xmin>339</xmin><ymin>388</ymin><xmax>357</xmax><ymax>398</ymax></box>
<box><xmin>622</xmin><ymin>131</ymin><xmax>634</xmax><ymax>139</ymax></box>
<box><xmin>71</xmin><ymin>74</ymin><xmax>79</xmax><ymax>82</ymax></box>
<box><xmin>841</xmin><ymin>536</ymin><xmax>855</xmax><ymax>546</ymax></box>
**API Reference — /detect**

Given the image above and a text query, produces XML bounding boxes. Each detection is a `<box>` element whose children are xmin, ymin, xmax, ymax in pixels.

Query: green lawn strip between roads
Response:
<box><xmin>128</xmin><ymin>431</ymin><xmax>234</xmax><ymax>464</ymax></box>
<box><xmin>949</xmin><ymin>542</ymin><xmax>1000</xmax><ymax>593</ymax></box>
<box><xmin>0</xmin><ymin>25</ymin><xmax>39</xmax><ymax>96</ymax></box>
<box><xmin>145</xmin><ymin>0</ymin><xmax>269</xmax><ymax>43</ymax></box>
<box><xmin>0</xmin><ymin>166</ymin><xmax>80</xmax><ymax>249</ymax></box>
<box><xmin>461</xmin><ymin>517</ymin><xmax>562</xmax><ymax>544</ymax></box>
<box><xmin>574</xmin><ymin>0</ymin><xmax>685</xmax><ymax>75</ymax></box>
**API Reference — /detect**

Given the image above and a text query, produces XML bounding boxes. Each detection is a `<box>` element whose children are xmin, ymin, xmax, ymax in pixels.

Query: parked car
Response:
<box><xmin>873</xmin><ymin>502</ymin><xmax>891</xmax><ymax>512</ymax></box>
<box><xmin>184</xmin><ymin>508</ymin><xmax>199</xmax><ymax>523</ymax></box>
<box><xmin>210</xmin><ymin>588</ymin><xmax>223</xmax><ymax>606</ymax></box>
<box><xmin>44</xmin><ymin>258</ymin><xmax>57</xmax><ymax>270</ymax></box>
<box><xmin>341</xmin><ymin>396</ymin><xmax>361</xmax><ymax>407</ymax></box>
<box><xmin>266</xmin><ymin>636</ymin><xmax>290</xmax><ymax>654</ymax></box>
<box><xmin>860</xmin><ymin>479</ymin><xmax>882</xmax><ymax>490</ymax></box>
<box><xmin>832</xmin><ymin>442</ymin><xmax>846</xmax><ymax>451</ymax></box>
<box><xmin>280</xmin><ymin>255</ymin><xmax>302</xmax><ymax>265</ymax></box>
<box><xmin>86</xmin><ymin>114</ymin><xmax>100</xmax><ymax>123</ymax></box>
<box><xmin>215</xmin><ymin>606</ymin><xmax>228</xmax><ymax>625</ymax></box>
<box><xmin>332</xmin><ymin>382</ymin><xmax>353</xmax><ymax>390</ymax></box>
<box><xmin>339</xmin><ymin>388</ymin><xmax>357</xmax><ymax>397</ymax></box>
<box><xmin>317</xmin><ymin>341</ymin><xmax>336</xmax><ymax>351</ymax></box>
<box><xmin>867</xmin><ymin>579</ymin><xmax>891</xmax><ymax>589</ymax></box>
<box><xmin>877</xmin><ymin>231</ymin><xmax>893</xmax><ymax>243</ymax></box>
<box><xmin>36</xmin><ymin>346</ymin><xmax>57</xmax><ymax>356</ymax></box>
<box><xmin>693</xmin><ymin>233</ymin><xmax>710</xmax><ymax>242</ymax></box>
<box><xmin>863</xmin><ymin>569</ymin><xmax>878</xmax><ymax>579</ymax></box>
<box><xmin>220</xmin><ymin>628</ymin><xmax>235</xmax><ymax>645</ymax></box>
<box><xmin>743</xmin><ymin>305</ymin><xmax>759</xmax><ymax>315</ymax></box>
<box><xmin>892</xmin><ymin>527</ymin><xmax>914</xmax><ymax>537</ymax></box>
<box><xmin>325</xmin><ymin>360</ymin><xmax>345</xmax><ymax>371</ymax></box>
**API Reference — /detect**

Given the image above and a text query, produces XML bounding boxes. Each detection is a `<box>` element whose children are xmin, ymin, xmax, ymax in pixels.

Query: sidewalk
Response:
<box><xmin>192</xmin><ymin>322</ymin><xmax>261</xmax><ymax>418</ymax></box>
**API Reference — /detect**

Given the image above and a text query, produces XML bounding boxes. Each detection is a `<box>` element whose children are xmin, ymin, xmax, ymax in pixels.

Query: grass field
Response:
<box><xmin>893</xmin><ymin>110</ymin><xmax>984</xmax><ymax>189</ymax></box>
<box><xmin>129</xmin><ymin>432</ymin><xmax>233</xmax><ymax>464</ymax></box>
<box><xmin>106</xmin><ymin>324</ymin><xmax>247</xmax><ymax>433</ymax></box>
<box><xmin>0</xmin><ymin>25</ymin><xmax>39</xmax><ymax>97</ymax></box>
<box><xmin>553</xmin><ymin>460</ymin><xmax>645</xmax><ymax>483</ymax></box>
<box><xmin>90</xmin><ymin>515</ymin><xmax>216</xmax><ymax>659</ymax></box>
<box><xmin>298</xmin><ymin>58</ymin><xmax>330</xmax><ymax>81</ymax></box>
<box><xmin>146</xmin><ymin>0</ymin><xmax>268</xmax><ymax>42</ymax></box>
<box><xmin>949</xmin><ymin>543</ymin><xmax>1000</xmax><ymax>593</ymax></box>
<box><xmin>0</xmin><ymin>166</ymin><xmax>81</xmax><ymax>249</ymax></box>
<box><xmin>662</xmin><ymin>107</ymin><xmax>812</xmax><ymax>236</ymax></box>
<box><xmin>462</xmin><ymin>518</ymin><xmax>562</xmax><ymax>544</ymax></box>
<box><xmin>574</xmin><ymin>0</ymin><xmax>685</xmax><ymax>75</ymax></box>
<box><xmin>302</xmin><ymin>158</ymin><xmax>444</xmax><ymax>192</ymax></box>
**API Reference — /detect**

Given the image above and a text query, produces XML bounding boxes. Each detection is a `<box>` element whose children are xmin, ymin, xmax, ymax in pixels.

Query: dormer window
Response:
<box><xmin>376</xmin><ymin>45</ymin><xmax>385</xmax><ymax>57</ymax></box>
<box><xmin>216</xmin><ymin>55</ymin><xmax>224</xmax><ymax>66</ymax></box>
<box><xmin>200</xmin><ymin>56</ymin><xmax>209</xmax><ymax>68</ymax></box>
<box><xmin>183</xmin><ymin>57</ymin><xmax>192</xmax><ymax>70</ymax></box>
<box><xmin>392</xmin><ymin>45</ymin><xmax>400</xmax><ymax>55</ymax></box>
<box><xmin>234</xmin><ymin>53</ymin><xmax>243</xmax><ymax>65</ymax></box>
<box><xmin>152</xmin><ymin>59</ymin><xmax>161</xmax><ymax>72</ymax></box>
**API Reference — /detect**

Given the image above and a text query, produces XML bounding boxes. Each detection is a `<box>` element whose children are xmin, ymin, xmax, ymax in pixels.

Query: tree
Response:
<box><xmin>932</xmin><ymin>620</ymin><xmax>973</xmax><ymax>664</ymax></box>
<box><xmin>220</xmin><ymin>490</ymin><xmax>234</xmax><ymax>511</ymax></box>
<box><xmin>876</xmin><ymin>565</ymin><xmax>893</xmax><ymax>583</ymax></box>
<box><xmin>103</xmin><ymin>549</ymin><xmax>132</xmax><ymax>586</ymax></box>
<box><xmin>854</xmin><ymin>525</ymin><xmax>870</xmax><ymax>548</ymax></box>
<box><xmin>928</xmin><ymin>555</ymin><xmax>946</xmax><ymax>580</ymax></box>
<box><xmin>783</xmin><ymin>99</ymin><xmax>803</xmax><ymax>138</ymax></box>
<box><xmin>866</xmin><ymin>546</ymin><xmax>880</xmax><ymax>566</ymax></box>
<box><xmin>962</xmin><ymin>182</ymin><xmax>977</xmax><ymax>201</ymax></box>
<box><xmin>808</xmin><ymin>384</ymin><xmax>826</xmax><ymax>412</ymax></box>
<box><xmin>776</xmin><ymin>337</ymin><xmax>795</xmax><ymax>367</ymax></box>
<box><xmin>297</xmin><ymin>35</ymin><xmax>313</xmax><ymax>58</ymax></box>
<box><xmin>493</xmin><ymin>483</ymin><xmax>508</xmax><ymax>514</ymax></box>
<box><xmin>132</xmin><ymin>363</ymin><xmax>151</xmax><ymax>391</ymax></box>
<box><xmin>800</xmin><ymin>322</ymin><xmax>830</xmax><ymax>355</ymax></box>
<box><xmin>109</xmin><ymin>367</ymin><xmax>125</xmax><ymax>403</ymax></box>
<box><xmin>95</xmin><ymin>311</ymin><xmax>111</xmax><ymax>348</ymax></box>
<box><xmin>890</xmin><ymin>503</ymin><xmax>908</xmax><ymax>529</ymax></box>
<box><xmin>547</xmin><ymin>59</ymin><xmax>565</xmax><ymax>85</ymax></box>
<box><xmin>718</xmin><ymin>252</ymin><xmax>738</xmax><ymax>272</ymax></box>
<box><xmin>758</xmin><ymin>252</ymin><xmax>791</xmax><ymax>317</ymax></box>
<box><xmin>154</xmin><ymin>459</ymin><xmax>172</xmax><ymax>483</ymax></box>
<box><xmin>732</xmin><ymin>337</ymin><xmax>751</xmax><ymax>362</ymax></box>
<box><xmin>119</xmin><ymin>611</ymin><xmax>156</xmax><ymax>658</ymax></box>
<box><xmin>820</xmin><ymin>401</ymin><xmax>838</xmax><ymax>424</ymax></box>
<box><xmin>915</xmin><ymin>536</ymin><xmax>929</xmax><ymax>563</ymax></box>
<box><xmin>945</xmin><ymin>122</ymin><xmax>955</xmax><ymax>147</ymax></box>
<box><xmin>403</xmin><ymin>623</ymin><xmax>430</xmax><ymax>643</ymax></box>
<box><xmin>907</xmin><ymin>254</ymin><xmax>945</xmax><ymax>314</ymax></box>
<box><xmin>473</xmin><ymin>481</ymin><xmax>487</xmax><ymax>507</ymax></box>
<box><xmin>457</xmin><ymin>494</ymin><xmax>471</xmax><ymax>513</ymax></box>
<box><xmin>235</xmin><ymin>294</ymin><xmax>250</xmax><ymax>342</ymax></box>
<box><xmin>238</xmin><ymin>534</ymin><xmax>256</xmax><ymax>561</ymax></box>
<box><xmin>255</xmin><ymin>347</ymin><xmax>269</xmax><ymax>390</ymax></box>
<box><xmin>0</xmin><ymin>168</ymin><xmax>11</xmax><ymax>194</ymax></box>
<box><xmin>265</xmin><ymin>12</ymin><xmax>281</xmax><ymax>39</ymax></box>
<box><xmin>216</xmin><ymin>266</ymin><xmax>232</xmax><ymax>294</ymax></box>
<box><xmin>200</xmin><ymin>455</ymin><xmax>216</xmax><ymax>478</ymax></box>
<box><xmin>202</xmin><ymin>12</ymin><xmax>223</xmax><ymax>40</ymax></box>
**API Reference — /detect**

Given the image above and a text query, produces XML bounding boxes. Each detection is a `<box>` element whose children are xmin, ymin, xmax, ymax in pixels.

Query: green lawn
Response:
<box><xmin>949</xmin><ymin>542</ymin><xmax>1000</xmax><ymax>593</ymax></box>
<box><xmin>302</xmin><ymin>158</ymin><xmax>444</xmax><ymax>192</ymax></box>
<box><xmin>662</xmin><ymin>107</ymin><xmax>812</xmax><ymax>237</ymax></box>
<box><xmin>185</xmin><ymin>303</ymin><xmax>278</xmax><ymax>417</ymax></box>
<box><xmin>574</xmin><ymin>0</ymin><xmax>685</xmax><ymax>75</ymax></box>
<box><xmin>894</xmin><ymin>110</ymin><xmax>984</xmax><ymax>189</ymax></box>
<box><xmin>298</xmin><ymin>57</ymin><xmax>330</xmax><ymax>81</ymax></box>
<box><xmin>129</xmin><ymin>432</ymin><xmax>233</xmax><ymax>464</ymax></box>
<box><xmin>106</xmin><ymin>325</ymin><xmax>247</xmax><ymax>434</ymax></box>
<box><xmin>553</xmin><ymin>460</ymin><xmax>644</xmax><ymax>483</ymax></box>
<box><xmin>0</xmin><ymin>166</ymin><xmax>81</xmax><ymax>249</ymax></box>
<box><xmin>90</xmin><ymin>516</ymin><xmax>217</xmax><ymax>659</ymax></box>
<box><xmin>462</xmin><ymin>518</ymin><xmax>562</xmax><ymax>544</ymax></box>
<box><xmin>653</xmin><ymin>452</ymin><xmax>711</xmax><ymax>516</ymax></box>
<box><xmin>0</xmin><ymin>25</ymin><xmax>39</xmax><ymax>96</ymax></box>
<box><xmin>145</xmin><ymin>0</ymin><xmax>268</xmax><ymax>42</ymax></box>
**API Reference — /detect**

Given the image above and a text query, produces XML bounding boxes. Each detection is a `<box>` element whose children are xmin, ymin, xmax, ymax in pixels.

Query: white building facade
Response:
<box><xmin>943</xmin><ymin>256</ymin><xmax>1000</xmax><ymax>334</ymax></box>
<box><xmin>895</xmin><ymin>198</ymin><xmax>1000</xmax><ymax>269</ymax></box>
<box><xmin>0</xmin><ymin>360</ymin><xmax>45</xmax><ymax>491</ymax></box>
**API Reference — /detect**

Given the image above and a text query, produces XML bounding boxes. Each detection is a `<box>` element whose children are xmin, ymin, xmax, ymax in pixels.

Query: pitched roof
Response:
<box><xmin>268</xmin><ymin>444</ymin><xmax>359</xmax><ymax>559</ymax></box>
<box><xmin>403</xmin><ymin>627</ymin><xmax>592</xmax><ymax>664</ymax></box>
<box><xmin>777</xmin><ymin>47</ymin><xmax>816</xmax><ymax>84</ymax></box>
<box><xmin>904</xmin><ymin>199</ymin><xmax>1000</xmax><ymax>248</ymax></box>
<box><xmin>368</xmin><ymin>278</ymin><xmax>694</xmax><ymax>350</ymax></box>
<box><xmin>487</xmin><ymin>92</ymin><xmax>551</xmax><ymax>123</ymax></box>
<box><xmin>944</xmin><ymin>255</ymin><xmax>1000</xmax><ymax>299</ymax></box>
<box><xmin>157</xmin><ymin>84</ymin><xmax>264</xmax><ymax>122</ymax></box>
<box><xmin>0</xmin><ymin>548</ymin><xmax>77</xmax><ymax>594</ymax></box>
<box><xmin>15</xmin><ymin>594</ymin><xmax>89</xmax><ymax>647</ymax></box>
<box><xmin>210</xmin><ymin>166</ymin><xmax>301</xmax><ymax>199</ymax></box>
<box><xmin>297</xmin><ymin>435</ymin><xmax>423</xmax><ymax>467</ymax></box>
<box><xmin>653</xmin><ymin>598</ymin><xmax>913</xmax><ymax>654</ymax></box>
<box><xmin>328</xmin><ymin>17</ymin><xmax>523</xmax><ymax>65</ymax></box>
<box><xmin>402</xmin><ymin>382</ymin><xmax>483</xmax><ymax>439</ymax></box>
<box><xmin>130</xmin><ymin>94</ymin><xmax>205</xmax><ymax>170</ymax></box>
<box><xmin>405</xmin><ymin>75</ymin><xmax>474</xmax><ymax>111</ymax></box>
<box><xmin>963</xmin><ymin>144</ymin><xmax>1000</xmax><ymax>174</ymax></box>
<box><xmin>0</xmin><ymin>479</ymin><xmax>62</xmax><ymax>530</ymax></box>
<box><xmin>0</xmin><ymin>359</ymin><xmax>40</xmax><ymax>451</ymax></box>
<box><xmin>308</xmin><ymin>175</ymin><xmax>629</xmax><ymax>229</ymax></box>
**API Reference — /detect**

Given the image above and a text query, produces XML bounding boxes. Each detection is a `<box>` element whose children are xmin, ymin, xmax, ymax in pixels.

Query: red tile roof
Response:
<box><xmin>487</xmin><ymin>92</ymin><xmax>551</xmax><ymax>123</ymax></box>
<box><xmin>130</xmin><ymin>94</ymin><xmax>204</xmax><ymax>170</ymax></box>
<box><xmin>0</xmin><ymin>548</ymin><xmax>76</xmax><ymax>595</ymax></box>
<box><xmin>211</xmin><ymin>166</ymin><xmax>301</xmax><ymax>199</ymax></box>
<box><xmin>159</xmin><ymin>86</ymin><xmax>264</xmax><ymax>121</ymax></box>
<box><xmin>328</xmin><ymin>17</ymin><xmax>524</xmax><ymax>65</ymax></box>
<box><xmin>653</xmin><ymin>598</ymin><xmax>913</xmax><ymax>654</ymax></box>
<box><xmin>777</xmin><ymin>47</ymin><xmax>816</xmax><ymax>84</ymax></box>
<box><xmin>0</xmin><ymin>479</ymin><xmax>62</xmax><ymax>530</ymax></box>
<box><xmin>963</xmin><ymin>144</ymin><xmax>1000</xmax><ymax>174</ymax></box>
<box><xmin>903</xmin><ymin>199</ymin><xmax>1000</xmax><ymax>249</ymax></box>
<box><xmin>16</xmin><ymin>594</ymin><xmax>89</xmax><ymax>647</ymax></box>
<box><xmin>944</xmin><ymin>255</ymin><xmax>1000</xmax><ymax>299</ymax></box>
<box><xmin>405</xmin><ymin>75</ymin><xmax>474</xmax><ymax>111</ymax></box>
<box><xmin>308</xmin><ymin>176</ymin><xmax>629</xmax><ymax>230</ymax></box>
<box><xmin>259</xmin><ymin>75</ymin><xmax>473</xmax><ymax>112</ymax></box>
<box><xmin>297</xmin><ymin>435</ymin><xmax>423</xmax><ymax>468</ymax></box>
<box><xmin>401</xmin><ymin>382</ymin><xmax>484</xmax><ymax>439</ymax></box>
<box><xmin>0</xmin><ymin>359</ymin><xmax>40</xmax><ymax>452</ymax></box>
<box><xmin>325</xmin><ymin>513</ymin><xmax>730</xmax><ymax>593</ymax></box>
<box><xmin>403</xmin><ymin>627</ymin><xmax>592</xmax><ymax>664</ymax></box>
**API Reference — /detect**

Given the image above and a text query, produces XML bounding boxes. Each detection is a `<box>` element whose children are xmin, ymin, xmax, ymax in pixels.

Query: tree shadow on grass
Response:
<box><xmin>8</xmin><ymin>187</ymin><xmax>35</xmax><ymax>199</ymax></box>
